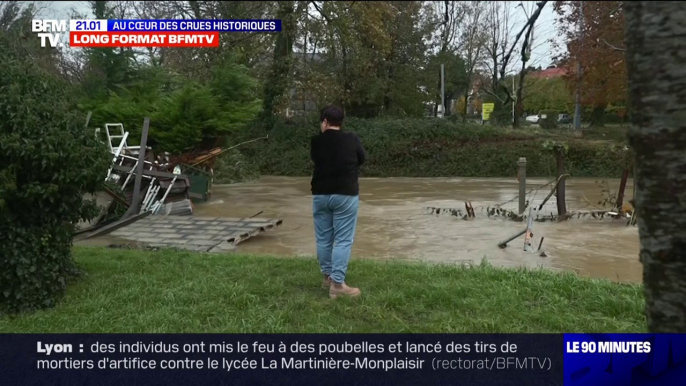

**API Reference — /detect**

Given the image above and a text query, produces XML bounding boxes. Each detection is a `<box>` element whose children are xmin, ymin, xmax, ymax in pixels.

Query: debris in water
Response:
<box><xmin>498</xmin><ymin>228</ymin><xmax>527</xmax><ymax>249</ymax></box>
<box><xmin>537</xmin><ymin>237</ymin><xmax>545</xmax><ymax>251</ymax></box>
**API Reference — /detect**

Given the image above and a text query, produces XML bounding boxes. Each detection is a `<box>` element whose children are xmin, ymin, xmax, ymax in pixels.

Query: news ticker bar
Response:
<box><xmin>1</xmin><ymin>333</ymin><xmax>685</xmax><ymax>385</ymax></box>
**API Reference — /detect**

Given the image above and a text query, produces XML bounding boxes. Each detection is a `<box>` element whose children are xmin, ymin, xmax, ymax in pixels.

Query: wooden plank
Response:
<box><xmin>211</xmin><ymin>217</ymin><xmax>280</xmax><ymax>224</ymax></box>
<box><xmin>74</xmin><ymin>219</ymin><xmax>115</xmax><ymax>237</ymax></box>
<box><xmin>112</xmin><ymin>164</ymin><xmax>190</xmax><ymax>183</ymax></box>
<box><xmin>123</xmin><ymin>118</ymin><xmax>150</xmax><ymax>218</ymax></box>
<box><xmin>104</xmin><ymin>188</ymin><xmax>130</xmax><ymax>208</ymax></box>
<box><xmin>82</xmin><ymin>211</ymin><xmax>152</xmax><ymax>239</ymax></box>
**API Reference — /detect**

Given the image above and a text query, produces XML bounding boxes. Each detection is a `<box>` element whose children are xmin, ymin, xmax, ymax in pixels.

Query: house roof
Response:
<box><xmin>530</xmin><ymin>67</ymin><xmax>567</xmax><ymax>79</ymax></box>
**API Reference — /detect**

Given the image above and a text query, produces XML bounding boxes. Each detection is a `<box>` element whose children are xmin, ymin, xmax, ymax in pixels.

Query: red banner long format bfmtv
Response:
<box><xmin>69</xmin><ymin>31</ymin><xmax>220</xmax><ymax>48</ymax></box>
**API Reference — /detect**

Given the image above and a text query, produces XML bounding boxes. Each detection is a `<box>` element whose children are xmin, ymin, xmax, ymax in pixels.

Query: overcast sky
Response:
<box><xmin>38</xmin><ymin>1</ymin><xmax>562</xmax><ymax>69</ymax></box>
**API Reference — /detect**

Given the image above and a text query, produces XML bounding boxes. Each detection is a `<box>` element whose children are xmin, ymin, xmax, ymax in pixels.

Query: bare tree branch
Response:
<box><xmin>310</xmin><ymin>1</ymin><xmax>332</xmax><ymax>24</ymax></box>
<box><xmin>601</xmin><ymin>38</ymin><xmax>626</xmax><ymax>52</ymax></box>
<box><xmin>499</xmin><ymin>1</ymin><xmax>547</xmax><ymax>83</ymax></box>
<box><xmin>481</xmin><ymin>87</ymin><xmax>506</xmax><ymax>104</ymax></box>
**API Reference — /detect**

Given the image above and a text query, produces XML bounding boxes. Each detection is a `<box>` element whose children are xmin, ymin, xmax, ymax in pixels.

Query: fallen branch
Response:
<box><xmin>580</xmin><ymin>194</ymin><xmax>607</xmax><ymax>211</ymax></box>
<box><xmin>499</xmin><ymin>0</ymin><xmax>548</xmax><ymax>105</ymax></box>
<box><xmin>190</xmin><ymin>135</ymin><xmax>269</xmax><ymax>167</ymax></box>
<box><xmin>537</xmin><ymin>173</ymin><xmax>570</xmax><ymax>211</ymax></box>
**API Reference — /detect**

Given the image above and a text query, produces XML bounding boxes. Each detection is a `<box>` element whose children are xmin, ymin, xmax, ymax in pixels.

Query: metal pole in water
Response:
<box><xmin>518</xmin><ymin>157</ymin><xmax>527</xmax><ymax>214</ymax></box>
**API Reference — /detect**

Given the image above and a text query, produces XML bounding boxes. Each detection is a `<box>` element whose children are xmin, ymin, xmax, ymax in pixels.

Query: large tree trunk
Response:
<box><xmin>625</xmin><ymin>1</ymin><xmax>686</xmax><ymax>332</ymax></box>
<box><xmin>262</xmin><ymin>1</ymin><xmax>296</xmax><ymax>123</ymax></box>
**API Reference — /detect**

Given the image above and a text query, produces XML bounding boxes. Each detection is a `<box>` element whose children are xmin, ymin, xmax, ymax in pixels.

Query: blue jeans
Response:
<box><xmin>313</xmin><ymin>194</ymin><xmax>360</xmax><ymax>284</ymax></box>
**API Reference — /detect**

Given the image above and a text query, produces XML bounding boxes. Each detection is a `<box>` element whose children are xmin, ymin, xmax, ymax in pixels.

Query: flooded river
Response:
<box><xmin>194</xmin><ymin>176</ymin><xmax>642</xmax><ymax>283</ymax></box>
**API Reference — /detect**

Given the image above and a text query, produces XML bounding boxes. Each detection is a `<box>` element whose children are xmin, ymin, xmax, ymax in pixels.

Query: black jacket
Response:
<box><xmin>310</xmin><ymin>129</ymin><xmax>366</xmax><ymax>196</ymax></box>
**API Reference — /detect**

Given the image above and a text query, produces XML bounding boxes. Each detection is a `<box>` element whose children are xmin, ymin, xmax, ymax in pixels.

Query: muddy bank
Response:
<box><xmin>194</xmin><ymin>176</ymin><xmax>641</xmax><ymax>283</ymax></box>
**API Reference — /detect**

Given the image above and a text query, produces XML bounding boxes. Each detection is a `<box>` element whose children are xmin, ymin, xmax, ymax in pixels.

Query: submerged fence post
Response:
<box><xmin>555</xmin><ymin>147</ymin><xmax>567</xmax><ymax>218</ymax></box>
<box><xmin>616</xmin><ymin>167</ymin><xmax>630</xmax><ymax>210</ymax></box>
<box><xmin>518</xmin><ymin>157</ymin><xmax>527</xmax><ymax>214</ymax></box>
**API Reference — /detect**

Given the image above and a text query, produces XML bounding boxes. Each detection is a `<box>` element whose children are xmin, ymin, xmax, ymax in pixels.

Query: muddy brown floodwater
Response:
<box><xmin>193</xmin><ymin>176</ymin><xmax>642</xmax><ymax>283</ymax></box>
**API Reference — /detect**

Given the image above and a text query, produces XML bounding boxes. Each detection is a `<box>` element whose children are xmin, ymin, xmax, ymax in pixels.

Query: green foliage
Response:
<box><xmin>299</xmin><ymin>1</ymin><xmax>442</xmax><ymax>118</ymax></box>
<box><xmin>542</xmin><ymin>140</ymin><xmax>569</xmax><ymax>154</ymax></box>
<box><xmin>0</xmin><ymin>47</ymin><xmax>110</xmax><ymax>312</ymax></box>
<box><xmin>0</xmin><ymin>247</ymin><xmax>646</xmax><ymax>333</ymax></box>
<box><xmin>240</xmin><ymin>118</ymin><xmax>628</xmax><ymax>178</ymax></box>
<box><xmin>523</xmin><ymin>77</ymin><xmax>574</xmax><ymax>114</ymax></box>
<box><xmin>490</xmin><ymin>104</ymin><xmax>513</xmax><ymax>126</ymax></box>
<box><xmin>87</xmin><ymin>63</ymin><xmax>261</xmax><ymax>154</ymax></box>
<box><xmin>212</xmin><ymin>149</ymin><xmax>261</xmax><ymax>184</ymax></box>
<box><xmin>539</xmin><ymin>110</ymin><xmax>560</xmax><ymax>130</ymax></box>
<box><xmin>427</xmin><ymin>51</ymin><xmax>468</xmax><ymax>116</ymax></box>
<box><xmin>81</xmin><ymin>1</ymin><xmax>136</xmax><ymax>101</ymax></box>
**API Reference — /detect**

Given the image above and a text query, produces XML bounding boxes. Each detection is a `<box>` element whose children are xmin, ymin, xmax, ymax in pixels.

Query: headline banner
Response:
<box><xmin>104</xmin><ymin>19</ymin><xmax>281</xmax><ymax>32</ymax></box>
<box><xmin>1</xmin><ymin>333</ymin><xmax>685</xmax><ymax>385</ymax></box>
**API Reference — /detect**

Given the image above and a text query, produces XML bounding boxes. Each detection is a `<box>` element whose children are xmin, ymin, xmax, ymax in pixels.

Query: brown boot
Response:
<box><xmin>329</xmin><ymin>282</ymin><xmax>361</xmax><ymax>299</ymax></box>
<box><xmin>322</xmin><ymin>275</ymin><xmax>332</xmax><ymax>288</ymax></box>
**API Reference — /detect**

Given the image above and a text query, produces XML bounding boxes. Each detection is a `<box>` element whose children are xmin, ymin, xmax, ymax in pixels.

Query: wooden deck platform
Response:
<box><xmin>109</xmin><ymin>215</ymin><xmax>283</xmax><ymax>252</ymax></box>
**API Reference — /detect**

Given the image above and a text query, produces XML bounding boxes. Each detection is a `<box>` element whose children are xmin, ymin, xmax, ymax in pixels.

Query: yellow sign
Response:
<box><xmin>482</xmin><ymin>103</ymin><xmax>495</xmax><ymax>121</ymax></box>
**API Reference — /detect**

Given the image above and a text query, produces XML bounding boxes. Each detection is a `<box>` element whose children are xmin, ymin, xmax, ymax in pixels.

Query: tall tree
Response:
<box><xmin>81</xmin><ymin>1</ymin><xmax>136</xmax><ymax>101</ymax></box>
<box><xmin>459</xmin><ymin>1</ymin><xmax>487</xmax><ymax>120</ymax></box>
<box><xmin>161</xmin><ymin>1</ymin><xmax>274</xmax><ymax>78</ymax></box>
<box><xmin>625</xmin><ymin>1</ymin><xmax>686</xmax><ymax>332</ymax></box>
<box><xmin>262</xmin><ymin>0</ymin><xmax>298</xmax><ymax>123</ymax></box>
<box><xmin>554</xmin><ymin>1</ymin><xmax>627</xmax><ymax>126</ymax></box>
<box><xmin>481</xmin><ymin>1</ymin><xmax>547</xmax><ymax>126</ymax></box>
<box><xmin>309</xmin><ymin>1</ymin><xmax>424</xmax><ymax>118</ymax></box>
<box><xmin>431</xmin><ymin>1</ymin><xmax>467</xmax><ymax>116</ymax></box>
<box><xmin>0</xmin><ymin>2</ymin><xmax>64</xmax><ymax>78</ymax></box>
<box><xmin>381</xmin><ymin>1</ymin><xmax>434</xmax><ymax>117</ymax></box>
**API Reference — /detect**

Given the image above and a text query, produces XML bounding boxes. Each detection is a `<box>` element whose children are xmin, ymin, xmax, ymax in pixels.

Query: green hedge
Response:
<box><xmin>1</xmin><ymin>45</ymin><xmax>110</xmax><ymax>312</ymax></box>
<box><xmin>239</xmin><ymin>118</ymin><xmax>628</xmax><ymax>178</ymax></box>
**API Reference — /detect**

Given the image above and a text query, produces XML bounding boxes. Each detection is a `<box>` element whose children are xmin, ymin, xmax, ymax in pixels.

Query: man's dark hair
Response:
<box><xmin>320</xmin><ymin>105</ymin><xmax>344</xmax><ymax>127</ymax></box>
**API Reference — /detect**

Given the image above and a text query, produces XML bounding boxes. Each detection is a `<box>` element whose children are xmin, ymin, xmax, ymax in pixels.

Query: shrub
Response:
<box><xmin>212</xmin><ymin>149</ymin><xmax>261</xmax><ymax>184</ymax></box>
<box><xmin>87</xmin><ymin>62</ymin><xmax>261</xmax><ymax>154</ymax></box>
<box><xmin>239</xmin><ymin>117</ymin><xmax>627</xmax><ymax>178</ymax></box>
<box><xmin>539</xmin><ymin>110</ymin><xmax>559</xmax><ymax>130</ymax></box>
<box><xmin>0</xmin><ymin>49</ymin><xmax>110</xmax><ymax>312</ymax></box>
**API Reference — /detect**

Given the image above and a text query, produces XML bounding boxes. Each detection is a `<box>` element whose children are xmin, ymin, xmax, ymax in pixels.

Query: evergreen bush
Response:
<box><xmin>0</xmin><ymin>49</ymin><xmax>110</xmax><ymax>312</ymax></box>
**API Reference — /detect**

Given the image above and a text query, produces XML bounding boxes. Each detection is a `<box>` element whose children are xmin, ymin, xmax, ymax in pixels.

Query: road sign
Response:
<box><xmin>482</xmin><ymin>103</ymin><xmax>495</xmax><ymax>121</ymax></box>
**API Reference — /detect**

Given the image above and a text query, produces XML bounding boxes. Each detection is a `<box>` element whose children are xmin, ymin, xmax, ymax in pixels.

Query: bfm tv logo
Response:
<box><xmin>31</xmin><ymin>20</ymin><xmax>67</xmax><ymax>48</ymax></box>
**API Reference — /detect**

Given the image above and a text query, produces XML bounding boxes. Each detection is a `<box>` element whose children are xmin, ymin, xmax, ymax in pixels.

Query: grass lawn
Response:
<box><xmin>0</xmin><ymin>246</ymin><xmax>646</xmax><ymax>333</ymax></box>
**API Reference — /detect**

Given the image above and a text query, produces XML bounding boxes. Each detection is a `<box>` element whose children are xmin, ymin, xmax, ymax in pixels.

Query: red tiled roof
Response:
<box><xmin>530</xmin><ymin>67</ymin><xmax>567</xmax><ymax>79</ymax></box>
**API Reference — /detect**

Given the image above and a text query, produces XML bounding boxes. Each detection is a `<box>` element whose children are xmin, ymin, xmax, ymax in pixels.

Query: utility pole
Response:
<box><xmin>441</xmin><ymin>64</ymin><xmax>445</xmax><ymax>118</ymax></box>
<box><xmin>512</xmin><ymin>75</ymin><xmax>516</xmax><ymax>125</ymax></box>
<box><xmin>573</xmin><ymin>0</ymin><xmax>584</xmax><ymax>130</ymax></box>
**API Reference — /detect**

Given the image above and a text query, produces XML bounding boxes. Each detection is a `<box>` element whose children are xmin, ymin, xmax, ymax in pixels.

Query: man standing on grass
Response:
<box><xmin>310</xmin><ymin>105</ymin><xmax>366</xmax><ymax>299</ymax></box>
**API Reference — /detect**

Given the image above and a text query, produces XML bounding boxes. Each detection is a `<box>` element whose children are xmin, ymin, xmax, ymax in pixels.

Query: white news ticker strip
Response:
<box><xmin>69</xmin><ymin>19</ymin><xmax>109</xmax><ymax>32</ymax></box>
